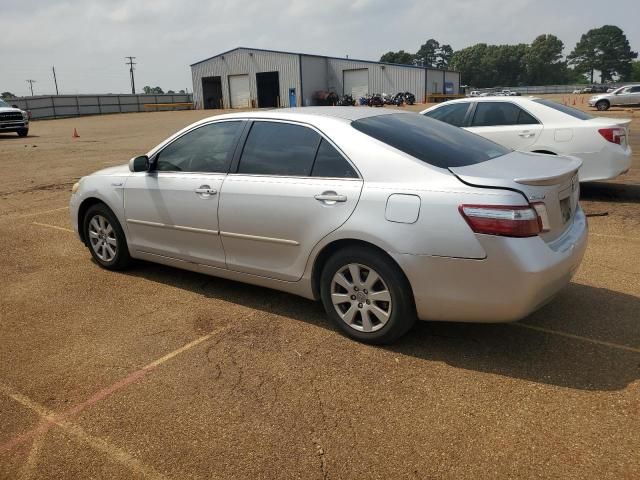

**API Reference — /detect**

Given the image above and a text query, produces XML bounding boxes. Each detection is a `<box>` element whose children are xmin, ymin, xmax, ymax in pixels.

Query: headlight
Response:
<box><xmin>71</xmin><ymin>182</ymin><xmax>80</xmax><ymax>194</ymax></box>
<box><xmin>21</xmin><ymin>110</ymin><xmax>28</xmax><ymax>120</ymax></box>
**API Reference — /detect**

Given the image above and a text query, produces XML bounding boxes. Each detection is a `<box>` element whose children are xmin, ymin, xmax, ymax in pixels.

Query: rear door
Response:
<box><xmin>466</xmin><ymin>101</ymin><xmax>543</xmax><ymax>150</ymax></box>
<box><xmin>218</xmin><ymin>120</ymin><xmax>363</xmax><ymax>281</ymax></box>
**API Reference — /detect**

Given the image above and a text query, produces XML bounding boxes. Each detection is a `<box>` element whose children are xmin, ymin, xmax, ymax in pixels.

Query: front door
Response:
<box><xmin>124</xmin><ymin>120</ymin><xmax>244</xmax><ymax>267</ymax></box>
<box><xmin>289</xmin><ymin>88</ymin><xmax>296</xmax><ymax>107</ymax></box>
<box><xmin>466</xmin><ymin>101</ymin><xmax>543</xmax><ymax>150</ymax></box>
<box><xmin>219</xmin><ymin>120</ymin><xmax>363</xmax><ymax>281</ymax></box>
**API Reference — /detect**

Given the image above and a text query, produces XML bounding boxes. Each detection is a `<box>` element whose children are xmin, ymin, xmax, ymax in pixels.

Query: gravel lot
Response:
<box><xmin>1</xmin><ymin>101</ymin><xmax>639</xmax><ymax>479</ymax></box>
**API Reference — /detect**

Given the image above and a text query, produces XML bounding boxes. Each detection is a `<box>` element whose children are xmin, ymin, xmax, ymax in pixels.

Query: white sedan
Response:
<box><xmin>421</xmin><ymin>97</ymin><xmax>632</xmax><ymax>182</ymax></box>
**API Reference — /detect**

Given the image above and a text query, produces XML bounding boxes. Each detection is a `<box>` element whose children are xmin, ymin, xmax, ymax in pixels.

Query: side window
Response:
<box><xmin>629</xmin><ymin>86</ymin><xmax>640</xmax><ymax>93</ymax></box>
<box><xmin>311</xmin><ymin>139</ymin><xmax>358</xmax><ymax>178</ymax></box>
<box><xmin>238</xmin><ymin>122</ymin><xmax>320</xmax><ymax>176</ymax></box>
<box><xmin>424</xmin><ymin>103</ymin><xmax>470</xmax><ymax>127</ymax></box>
<box><xmin>155</xmin><ymin>121</ymin><xmax>241</xmax><ymax>172</ymax></box>
<box><xmin>472</xmin><ymin>102</ymin><xmax>538</xmax><ymax>127</ymax></box>
<box><xmin>517</xmin><ymin>108</ymin><xmax>539</xmax><ymax>125</ymax></box>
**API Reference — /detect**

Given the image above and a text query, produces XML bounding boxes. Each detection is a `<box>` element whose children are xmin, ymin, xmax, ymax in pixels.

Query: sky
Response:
<box><xmin>2</xmin><ymin>0</ymin><xmax>639</xmax><ymax>97</ymax></box>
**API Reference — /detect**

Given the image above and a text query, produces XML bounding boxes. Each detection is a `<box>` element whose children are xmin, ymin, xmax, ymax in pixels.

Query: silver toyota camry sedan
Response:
<box><xmin>70</xmin><ymin>108</ymin><xmax>587</xmax><ymax>344</ymax></box>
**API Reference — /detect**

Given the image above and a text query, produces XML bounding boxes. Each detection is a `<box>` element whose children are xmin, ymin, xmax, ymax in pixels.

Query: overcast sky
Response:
<box><xmin>2</xmin><ymin>0</ymin><xmax>638</xmax><ymax>96</ymax></box>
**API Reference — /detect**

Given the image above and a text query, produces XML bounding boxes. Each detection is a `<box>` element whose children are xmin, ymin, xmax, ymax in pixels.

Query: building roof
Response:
<box><xmin>190</xmin><ymin>46</ymin><xmax>458</xmax><ymax>73</ymax></box>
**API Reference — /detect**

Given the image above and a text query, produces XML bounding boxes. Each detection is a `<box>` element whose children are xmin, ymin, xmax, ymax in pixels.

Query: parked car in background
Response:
<box><xmin>70</xmin><ymin>108</ymin><xmax>587</xmax><ymax>344</ymax></box>
<box><xmin>0</xmin><ymin>98</ymin><xmax>29</xmax><ymax>137</ymax></box>
<box><xmin>468</xmin><ymin>90</ymin><xmax>481</xmax><ymax>97</ymax></box>
<box><xmin>501</xmin><ymin>90</ymin><xmax>521</xmax><ymax>96</ymax></box>
<box><xmin>421</xmin><ymin>97</ymin><xmax>631</xmax><ymax>182</ymax></box>
<box><xmin>572</xmin><ymin>89</ymin><xmax>582</xmax><ymax>94</ymax></box>
<box><xmin>588</xmin><ymin>85</ymin><xmax>640</xmax><ymax>111</ymax></box>
<box><xmin>581</xmin><ymin>87</ymin><xmax>594</xmax><ymax>94</ymax></box>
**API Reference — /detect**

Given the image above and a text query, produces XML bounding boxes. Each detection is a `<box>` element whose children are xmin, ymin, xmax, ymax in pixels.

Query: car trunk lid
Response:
<box><xmin>450</xmin><ymin>151</ymin><xmax>581</xmax><ymax>242</ymax></box>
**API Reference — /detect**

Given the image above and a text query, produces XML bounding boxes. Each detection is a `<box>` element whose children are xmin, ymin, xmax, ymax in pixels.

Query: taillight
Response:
<box><xmin>598</xmin><ymin>127</ymin><xmax>625</xmax><ymax>145</ymax></box>
<box><xmin>459</xmin><ymin>204</ymin><xmax>541</xmax><ymax>238</ymax></box>
<box><xmin>531</xmin><ymin>202</ymin><xmax>550</xmax><ymax>232</ymax></box>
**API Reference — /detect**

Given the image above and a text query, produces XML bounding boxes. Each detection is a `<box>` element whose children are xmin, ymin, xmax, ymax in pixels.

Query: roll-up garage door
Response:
<box><xmin>343</xmin><ymin>69</ymin><xmax>369</xmax><ymax>98</ymax></box>
<box><xmin>229</xmin><ymin>74</ymin><xmax>250</xmax><ymax>108</ymax></box>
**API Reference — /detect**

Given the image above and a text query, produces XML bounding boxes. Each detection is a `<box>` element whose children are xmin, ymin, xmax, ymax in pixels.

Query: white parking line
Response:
<box><xmin>514</xmin><ymin>323</ymin><xmax>640</xmax><ymax>354</ymax></box>
<box><xmin>0</xmin><ymin>206</ymin><xmax>69</xmax><ymax>221</ymax></box>
<box><xmin>0</xmin><ymin>383</ymin><xmax>168</xmax><ymax>480</ymax></box>
<box><xmin>31</xmin><ymin>222</ymin><xmax>74</xmax><ymax>233</ymax></box>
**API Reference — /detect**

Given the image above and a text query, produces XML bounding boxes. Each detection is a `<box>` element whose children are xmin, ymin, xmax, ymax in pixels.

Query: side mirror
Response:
<box><xmin>129</xmin><ymin>155</ymin><xmax>150</xmax><ymax>172</ymax></box>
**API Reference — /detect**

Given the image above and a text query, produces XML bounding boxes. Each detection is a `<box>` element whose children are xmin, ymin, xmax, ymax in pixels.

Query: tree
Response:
<box><xmin>450</xmin><ymin>43</ymin><xmax>528</xmax><ymax>87</ymax></box>
<box><xmin>630</xmin><ymin>61</ymin><xmax>640</xmax><ymax>82</ymax></box>
<box><xmin>414</xmin><ymin>39</ymin><xmax>454</xmax><ymax>68</ymax></box>
<box><xmin>179</xmin><ymin>89</ymin><xmax>186</xmax><ymax>94</ymax></box>
<box><xmin>379</xmin><ymin>50</ymin><xmax>414</xmax><ymax>65</ymax></box>
<box><xmin>568</xmin><ymin>25</ymin><xmax>637</xmax><ymax>82</ymax></box>
<box><xmin>142</xmin><ymin>86</ymin><xmax>165</xmax><ymax>94</ymax></box>
<box><xmin>1</xmin><ymin>91</ymin><xmax>17</xmax><ymax>100</ymax></box>
<box><xmin>167</xmin><ymin>90</ymin><xmax>175</xmax><ymax>94</ymax></box>
<box><xmin>525</xmin><ymin>34</ymin><xmax>566</xmax><ymax>85</ymax></box>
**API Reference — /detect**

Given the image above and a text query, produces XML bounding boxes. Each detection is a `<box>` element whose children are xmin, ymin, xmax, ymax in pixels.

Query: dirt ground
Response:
<box><xmin>0</xmin><ymin>99</ymin><xmax>639</xmax><ymax>479</ymax></box>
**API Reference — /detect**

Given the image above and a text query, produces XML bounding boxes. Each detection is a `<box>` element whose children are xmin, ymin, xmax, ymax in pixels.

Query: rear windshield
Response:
<box><xmin>533</xmin><ymin>99</ymin><xmax>594</xmax><ymax>120</ymax></box>
<box><xmin>351</xmin><ymin>113</ymin><xmax>509</xmax><ymax>168</ymax></box>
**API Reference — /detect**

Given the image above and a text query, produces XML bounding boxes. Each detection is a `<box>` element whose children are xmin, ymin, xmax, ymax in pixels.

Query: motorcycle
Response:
<box><xmin>337</xmin><ymin>94</ymin><xmax>355</xmax><ymax>106</ymax></box>
<box><xmin>368</xmin><ymin>93</ymin><xmax>384</xmax><ymax>107</ymax></box>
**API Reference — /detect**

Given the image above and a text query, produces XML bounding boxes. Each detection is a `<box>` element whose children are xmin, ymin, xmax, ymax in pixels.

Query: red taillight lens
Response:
<box><xmin>459</xmin><ymin>204</ymin><xmax>542</xmax><ymax>237</ymax></box>
<box><xmin>598</xmin><ymin>127</ymin><xmax>625</xmax><ymax>145</ymax></box>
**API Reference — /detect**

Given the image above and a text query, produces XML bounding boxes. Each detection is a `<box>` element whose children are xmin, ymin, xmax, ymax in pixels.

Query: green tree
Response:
<box><xmin>451</xmin><ymin>43</ymin><xmax>527</xmax><ymax>87</ymax></box>
<box><xmin>415</xmin><ymin>39</ymin><xmax>440</xmax><ymax>67</ymax></box>
<box><xmin>568</xmin><ymin>25</ymin><xmax>637</xmax><ymax>82</ymax></box>
<box><xmin>379</xmin><ymin>50</ymin><xmax>414</xmax><ymax>65</ymax></box>
<box><xmin>436</xmin><ymin>44</ymin><xmax>454</xmax><ymax>69</ymax></box>
<box><xmin>525</xmin><ymin>34</ymin><xmax>566</xmax><ymax>85</ymax></box>
<box><xmin>629</xmin><ymin>61</ymin><xmax>640</xmax><ymax>81</ymax></box>
<box><xmin>1</xmin><ymin>91</ymin><xmax>17</xmax><ymax>99</ymax></box>
<box><xmin>142</xmin><ymin>86</ymin><xmax>165</xmax><ymax>94</ymax></box>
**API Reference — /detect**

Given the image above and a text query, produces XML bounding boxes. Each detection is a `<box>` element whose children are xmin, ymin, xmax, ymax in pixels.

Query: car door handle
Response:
<box><xmin>314</xmin><ymin>192</ymin><xmax>347</xmax><ymax>203</ymax></box>
<box><xmin>518</xmin><ymin>131</ymin><xmax>535</xmax><ymax>138</ymax></box>
<box><xmin>195</xmin><ymin>186</ymin><xmax>217</xmax><ymax>196</ymax></box>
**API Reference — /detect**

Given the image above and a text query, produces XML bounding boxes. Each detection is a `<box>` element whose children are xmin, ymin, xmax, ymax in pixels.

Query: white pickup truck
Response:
<box><xmin>0</xmin><ymin>98</ymin><xmax>29</xmax><ymax>137</ymax></box>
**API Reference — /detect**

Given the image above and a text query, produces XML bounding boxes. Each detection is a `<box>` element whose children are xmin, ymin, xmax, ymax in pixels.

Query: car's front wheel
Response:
<box><xmin>596</xmin><ymin>100</ymin><xmax>610</xmax><ymax>111</ymax></box>
<box><xmin>83</xmin><ymin>203</ymin><xmax>131</xmax><ymax>270</ymax></box>
<box><xmin>320</xmin><ymin>246</ymin><xmax>416</xmax><ymax>344</ymax></box>
<box><xmin>17</xmin><ymin>128</ymin><xmax>28</xmax><ymax>137</ymax></box>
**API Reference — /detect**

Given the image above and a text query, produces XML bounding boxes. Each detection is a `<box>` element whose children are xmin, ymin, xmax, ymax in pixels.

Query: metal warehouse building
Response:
<box><xmin>191</xmin><ymin>47</ymin><xmax>460</xmax><ymax>109</ymax></box>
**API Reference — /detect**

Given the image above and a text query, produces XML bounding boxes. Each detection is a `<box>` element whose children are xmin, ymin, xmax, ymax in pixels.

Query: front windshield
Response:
<box><xmin>612</xmin><ymin>87</ymin><xmax>627</xmax><ymax>95</ymax></box>
<box><xmin>0</xmin><ymin>99</ymin><xmax>10</xmax><ymax>108</ymax></box>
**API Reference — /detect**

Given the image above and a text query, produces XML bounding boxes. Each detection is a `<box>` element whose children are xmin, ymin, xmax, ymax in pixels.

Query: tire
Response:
<box><xmin>83</xmin><ymin>203</ymin><xmax>131</xmax><ymax>270</ymax></box>
<box><xmin>320</xmin><ymin>246</ymin><xmax>416</xmax><ymax>344</ymax></box>
<box><xmin>17</xmin><ymin>128</ymin><xmax>28</xmax><ymax>137</ymax></box>
<box><xmin>596</xmin><ymin>100</ymin><xmax>610</xmax><ymax>111</ymax></box>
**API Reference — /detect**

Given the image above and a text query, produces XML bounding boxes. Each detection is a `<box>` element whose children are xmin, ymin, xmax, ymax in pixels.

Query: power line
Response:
<box><xmin>52</xmin><ymin>66</ymin><xmax>59</xmax><ymax>95</ymax></box>
<box><xmin>125</xmin><ymin>56</ymin><xmax>136</xmax><ymax>94</ymax></box>
<box><xmin>26</xmin><ymin>79</ymin><xmax>36</xmax><ymax>96</ymax></box>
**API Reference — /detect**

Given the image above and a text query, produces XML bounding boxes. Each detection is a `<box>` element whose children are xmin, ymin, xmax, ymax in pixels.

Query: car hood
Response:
<box><xmin>91</xmin><ymin>164</ymin><xmax>131</xmax><ymax>176</ymax></box>
<box><xmin>0</xmin><ymin>107</ymin><xmax>23</xmax><ymax>113</ymax></box>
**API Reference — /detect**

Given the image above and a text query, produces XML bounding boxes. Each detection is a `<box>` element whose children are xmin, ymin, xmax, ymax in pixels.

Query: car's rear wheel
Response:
<box><xmin>596</xmin><ymin>100</ymin><xmax>610</xmax><ymax>111</ymax></box>
<box><xmin>83</xmin><ymin>203</ymin><xmax>131</xmax><ymax>270</ymax></box>
<box><xmin>17</xmin><ymin>128</ymin><xmax>28</xmax><ymax>137</ymax></box>
<box><xmin>320</xmin><ymin>247</ymin><xmax>416</xmax><ymax>344</ymax></box>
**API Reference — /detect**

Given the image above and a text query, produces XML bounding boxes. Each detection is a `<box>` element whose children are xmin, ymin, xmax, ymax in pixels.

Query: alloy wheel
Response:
<box><xmin>88</xmin><ymin>214</ymin><xmax>117</xmax><ymax>262</ymax></box>
<box><xmin>330</xmin><ymin>263</ymin><xmax>392</xmax><ymax>333</ymax></box>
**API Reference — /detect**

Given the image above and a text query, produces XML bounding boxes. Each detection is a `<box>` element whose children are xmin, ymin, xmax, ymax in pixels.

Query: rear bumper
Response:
<box><xmin>575</xmin><ymin>145</ymin><xmax>632</xmax><ymax>182</ymax></box>
<box><xmin>393</xmin><ymin>207</ymin><xmax>588</xmax><ymax>323</ymax></box>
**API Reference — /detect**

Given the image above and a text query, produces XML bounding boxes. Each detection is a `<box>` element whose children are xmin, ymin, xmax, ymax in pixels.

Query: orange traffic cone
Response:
<box><xmin>72</xmin><ymin>128</ymin><xmax>80</xmax><ymax>138</ymax></box>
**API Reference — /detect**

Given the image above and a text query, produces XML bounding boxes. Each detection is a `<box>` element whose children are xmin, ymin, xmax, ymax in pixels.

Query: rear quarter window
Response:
<box><xmin>351</xmin><ymin>113</ymin><xmax>509</xmax><ymax>168</ymax></box>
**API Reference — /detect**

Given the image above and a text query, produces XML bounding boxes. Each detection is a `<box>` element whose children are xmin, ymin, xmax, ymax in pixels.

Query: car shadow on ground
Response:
<box><xmin>581</xmin><ymin>182</ymin><xmax>640</xmax><ymax>204</ymax></box>
<box><xmin>125</xmin><ymin>262</ymin><xmax>639</xmax><ymax>392</ymax></box>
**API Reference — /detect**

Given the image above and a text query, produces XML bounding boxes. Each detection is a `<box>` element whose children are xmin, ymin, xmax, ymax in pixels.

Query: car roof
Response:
<box><xmin>439</xmin><ymin>96</ymin><xmax>540</xmax><ymax>105</ymax></box>
<box><xmin>197</xmin><ymin>106</ymin><xmax>408</xmax><ymax>125</ymax></box>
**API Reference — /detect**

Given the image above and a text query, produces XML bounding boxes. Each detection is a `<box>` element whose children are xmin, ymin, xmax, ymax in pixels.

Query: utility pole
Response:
<box><xmin>26</xmin><ymin>79</ymin><xmax>36</xmax><ymax>96</ymax></box>
<box><xmin>52</xmin><ymin>66</ymin><xmax>59</xmax><ymax>95</ymax></box>
<box><xmin>125</xmin><ymin>56</ymin><xmax>136</xmax><ymax>94</ymax></box>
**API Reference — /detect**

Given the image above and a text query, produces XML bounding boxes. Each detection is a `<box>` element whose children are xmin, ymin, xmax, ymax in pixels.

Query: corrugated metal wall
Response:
<box><xmin>326</xmin><ymin>58</ymin><xmax>426</xmax><ymax>100</ymax></box>
<box><xmin>191</xmin><ymin>48</ymin><xmax>301</xmax><ymax>108</ymax></box>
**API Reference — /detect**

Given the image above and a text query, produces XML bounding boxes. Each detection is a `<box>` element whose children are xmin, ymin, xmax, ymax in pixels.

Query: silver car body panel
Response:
<box><xmin>70</xmin><ymin>107</ymin><xmax>588</xmax><ymax>323</ymax></box>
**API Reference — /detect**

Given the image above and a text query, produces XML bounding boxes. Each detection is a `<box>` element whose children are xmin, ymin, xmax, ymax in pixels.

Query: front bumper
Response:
<box><xmin>393</xmin><ymin>207</ymin><xmax>588</xmax><ymax>323</ymax></box>
<box><xmin>0</xmin><ymin>120</ymin><xmax>28</xmax><ymax>132</ymax></box>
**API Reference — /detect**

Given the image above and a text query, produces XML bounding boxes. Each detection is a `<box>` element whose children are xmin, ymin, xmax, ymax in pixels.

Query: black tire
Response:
<box><xmin>83</xmin><ymin>203</ymin><xmax>131</xmax><ymax>270</ymax></box>
<box><xmin>17</xmin><ymin>128</ymin><xmax>28</xmax><ymax>137</ymax></box>
<box><xmin>596</xmin><ymin>100</ymin><xmax>610</xmax><ymax>111</ymax></box>
<box><xmin>320</xmin><ymin>246</ymin><xmax>416</xmax><ymax>344</ymax></box>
